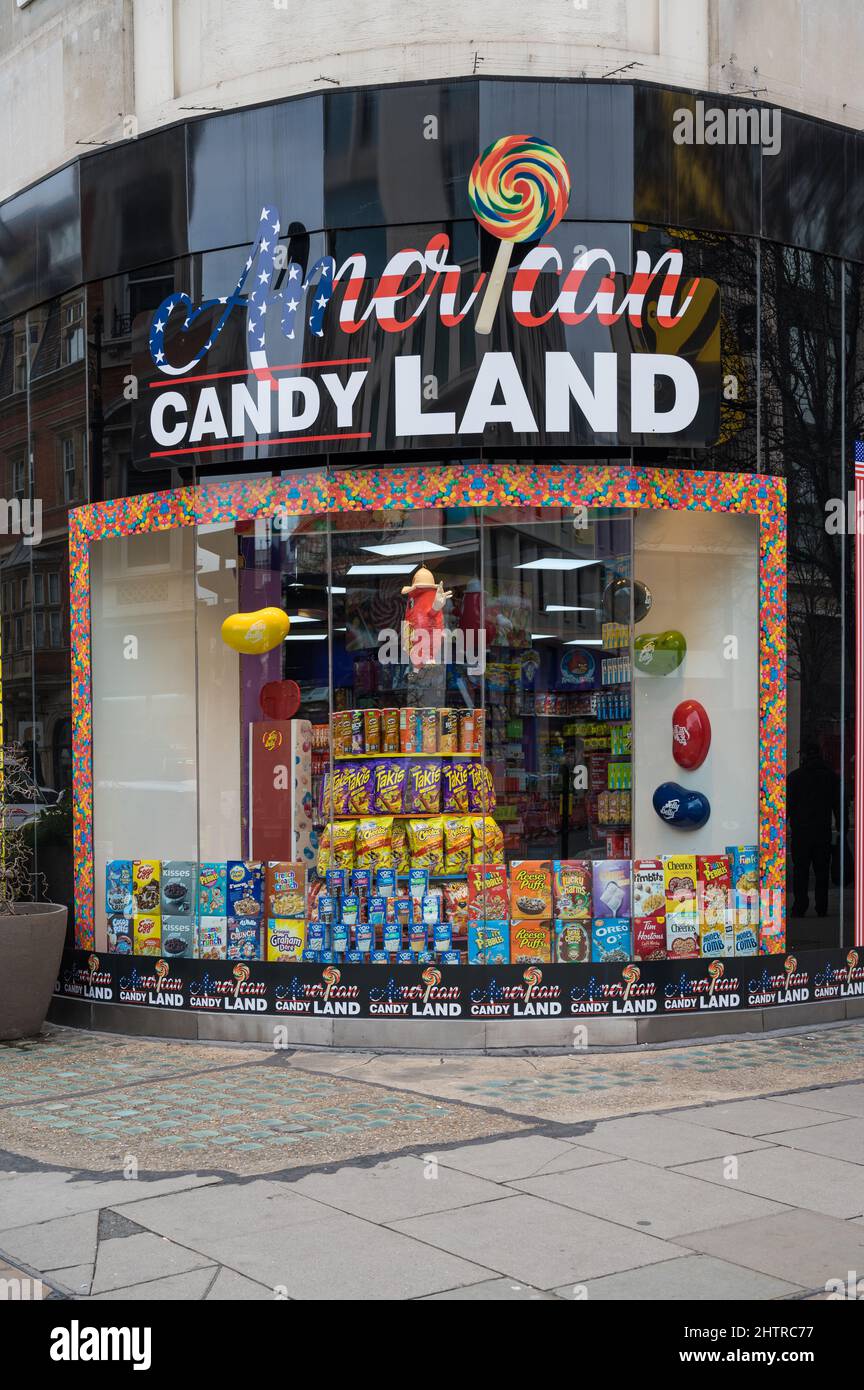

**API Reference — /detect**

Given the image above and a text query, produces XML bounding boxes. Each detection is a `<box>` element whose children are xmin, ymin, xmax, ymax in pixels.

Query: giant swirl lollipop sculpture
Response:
<box><xmin>468</xmin><ymin>134</ymin><xmax>571</xmax><ymax>335</ymax></box>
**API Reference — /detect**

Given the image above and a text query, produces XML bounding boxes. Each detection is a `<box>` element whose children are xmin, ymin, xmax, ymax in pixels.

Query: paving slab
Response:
<box><xmin>0</xmin><ymin>1172</ymin><xmax>220</xmax><ymax>1232</ymax></box>
<box><xmin>554</xmin><ymin>1254</ymin><xmax>804</xmax><ymax>1301</ymax></box>
<box><xmin>89</xmin><ymin>1268</ymin><xmax>217</xmax><ymax>1301</ymax></box>
<box><xmin>778</xmin><ymin>1083</ymin><xmax>864</xmax><ymax>1117</ymax></box>
<box><xmin>436</xmin><ymin>1135</ymin><xmax>623</xmax><ymax>1183</ymax></box>
<box><xmin>111</xmin><ymin>1180</ymin><xmax>336</xmax><ymax>1244</ymax></box>
<box><xmin>421</xmin><ymin>1277</ymin><xmax>561</xmax><ymax>1300</ymax></box>
<box><xmin>390</xmin><ymin>1193</ymin><xmax>685</xmax><ymax>1288</ymax></box>
<box><xmin>90</xmin><ymin>1231</ymin><xmax>214</xmax><ymax>1295</ymax></box>
<box><xmin>572</xmin><ymin>1115</ymin><xmax>775</xmax><ymax>1167</ymax></box>
<box><xmin>761</xmin><ymin>1117</ymin><xmax>864</xmax><ymax>1165</ymax></box>
<box><xmin>0</xmin><ymin>1209</ymin><xmax>98</xmax><ymax>1272</ymax></box>
<box><xmin>289</xmin><ymin>1155</ymin><xmax>508</xmax><ymax>1224</ymax></box>
<box><xmin>675</xmin><ymin>1209</ymin><xmax>864</xmax><ymax>1289</ymax></box>
<box><xmin>508</xmin><ymin>1159</ymin><xmax>789</xmax><ymax>1238</ymax></box>
<box><xmin>670</xmin><ymin>1097</ymin><xmax>849</xmax><ymax>1136</ymax></box>
<box><xmin>205</xmin><ymin>1267</ymin><xmax>276</xmax><ymax>1300</ymax></box>
<box><xmin>45</xmin><ymin>1263</ymin><xmax>93</xmax><ymax>1295</ymax></box>
<box><xmin>677</xmin><ymin>1146</ymin><xmax>864</xmax><ymax>1220</ymax></box>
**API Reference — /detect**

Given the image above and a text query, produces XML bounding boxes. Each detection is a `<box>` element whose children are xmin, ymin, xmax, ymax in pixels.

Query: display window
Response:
<box><xmin>71</xmin><ymin>461</ymin><xmax>786</xmax><ymax>975</ymax></box>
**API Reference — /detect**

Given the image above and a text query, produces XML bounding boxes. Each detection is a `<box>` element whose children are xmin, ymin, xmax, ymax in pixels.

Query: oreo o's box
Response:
<box><xmin>161</xmin><ymin>862</ymin><xmax>196</xmax><ymax>916</ymax></box>
<box><xmin>591</xmin><ymin>918</ymin><xmax>632</xmax><ymax>962</ymax></box>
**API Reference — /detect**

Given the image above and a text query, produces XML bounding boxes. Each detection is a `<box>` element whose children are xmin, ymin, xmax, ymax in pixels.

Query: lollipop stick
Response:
<box><xmin>475</xmin><ymin>239</ymin><xmax>514</xmax><ymax>336</ymax></box>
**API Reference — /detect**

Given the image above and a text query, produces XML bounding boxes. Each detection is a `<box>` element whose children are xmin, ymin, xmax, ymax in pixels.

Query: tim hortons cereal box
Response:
<box><xmin>552</xmin><ymin>860</ymin><xmax>592</xmax><ymax>919</ymax></box>
<box><xmin>160</xmin><ymin>861</ymin><xmax>196</xmax><ymax>916</ymax></box>
<box><xmin>699</xmin><ymin>921</ymin><xmax>734</xmax><ymax>957</ymax></box>
<box><xmin>198</xmin><ymin>863</ymin><xmax>227</xmax><ymax>917</ymax></box>
<box><xmin>468</xmin><ymin>922</ymin><xmax>510</xmax><ymax>964</ymax></box>
<box><xmin>266</xmin><ymin>920</ymin><xmax>306</xmax><ymax>962</ymax></box>
<box><xmin>226</xmin><ymin>862</ymin><xmax>264</xmax><ymax>918</ymax></box>
<box><xmin>555</xmin><ymin>920</ymin><xmax>590</xmax><ymax>963</ymax></box>
<box><xmin>663</xmin><ymin>854</ymin><xmax>698</xmax><ymax>918</ymax></box>
<box><xmin>591</xmin><ymin>918</ymin><xmax>632</xmax><ymax>962</ymax></box>
<box><xmin>228</xmin><ymin>916</ymin><xmax>262</xmax><ymax>961</ymax></box>
<box><xmin>132</xmin><ymin>860</ymin><xmax>161</xmax><ymax>915</ymax></box>
<box><xmin>665</xmin><ymin>914</ymin><xmax>700</xmax><ymax>959</ymax></box>
<box><xmin>697</xmin><ymin>855</ymin><xmax>732</xmax><ymax>927</ymax></box>
<box><xmin>265</xmin><ymin>862</ymin><xmax>306</xmax><ymax>919</ymax></box>
<box><xmin>592</xmin><ymin>860</ymin><xmax>631</xmax><ymax>919</ymax></box>
<box><xmin>161</xmin><ymin>916</ymin><xmax>194</xmax><ymax>959</ymax></box>
<box><xmin>107</xmin><ymin>915</ymin><xmax>133</xmax><ymax>953</ymax></box>
<box><xmin>467</xmin><ymin>864</ymin><xmax>508</xmax><ymax>921</ymax></box>
<box><xmin>633</xmin><ymin>917</ymin><xmax>666</xmax><ymax>961</ymax></box>
<box><xmin>197</xmin><ymin>917</ymin><xmax>227</xmax><ymax>959</ymax></box>
<box><xmin>106</xmin><ymin>861</ymin><xmax>134</xmax><ymax>916</ymax></box>
<box><xmin>133</xmin><ymin>914</ymin><xmax>161</xmax><ymax>955</ymax></box>
<box><xmin>510</xmin><ymin>861</ymin><xmax>553</xmax><ymax>920</ymax></box>
<box><xmin>510</xmin><ymin>921</ymin><xmax>553</xmax><ymax>963</ymax></box>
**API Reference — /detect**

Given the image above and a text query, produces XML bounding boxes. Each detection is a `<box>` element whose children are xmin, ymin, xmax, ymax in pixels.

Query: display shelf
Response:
<box><xmin>328</xmin><ymin>750</ymin><xmax>483</xmax><ymax>759</ymax></box>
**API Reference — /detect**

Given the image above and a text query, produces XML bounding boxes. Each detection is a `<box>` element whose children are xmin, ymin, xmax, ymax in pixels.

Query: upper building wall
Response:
<box><xmin>1</xmin><ymin>0</ymin><xmax>863</xmax><ymax>202</ymax></box>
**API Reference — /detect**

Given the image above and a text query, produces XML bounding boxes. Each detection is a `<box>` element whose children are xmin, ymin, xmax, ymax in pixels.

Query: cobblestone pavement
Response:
<box><xmin>0</xmin><ymin>1022</ymin><xmax>862</xmax><ymax>1300</ymax></box>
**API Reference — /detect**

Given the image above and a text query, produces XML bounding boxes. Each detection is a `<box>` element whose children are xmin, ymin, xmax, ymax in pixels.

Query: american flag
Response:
<box><xmin>856</xmin><ymin>441</ymin><xmax>864</xmax><ymax>944</ymax></box>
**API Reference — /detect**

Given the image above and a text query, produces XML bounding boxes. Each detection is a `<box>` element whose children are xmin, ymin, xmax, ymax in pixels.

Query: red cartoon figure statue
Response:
<box><xmin>401</xmin><ymin>565</ymin><xmax>452</xmax><ymax>668</ymax></box>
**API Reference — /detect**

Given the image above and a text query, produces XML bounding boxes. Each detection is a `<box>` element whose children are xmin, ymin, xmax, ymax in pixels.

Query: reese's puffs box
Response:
<box><xmin>467</xmin><ymin>864</ymin><xmax>508</xmax><ymax>921</ymax></box>
<box><xmin>510</xmin><ymin>861</ymin><xmax>552</xmax><ymax>920</ymax></box>
<box><xmin>510</xmin><ymin>921</ymin><xmax>552</xmax><ymax>963</ymax></box>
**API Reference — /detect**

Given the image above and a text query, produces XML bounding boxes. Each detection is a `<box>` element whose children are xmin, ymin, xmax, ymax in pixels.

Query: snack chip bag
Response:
<box><xmin>441</xmin><ymin>761</ymin><xmax>469</xmax><ymax>813</ymax></box>
<box><xmin>354</xmin><ymin>816</ymin><xmax>394</xmax><ymax>870</ymax></box>
<box><xmin>406</xmin><ymin>817</ymin><xmax>445</xmax><ymax>873</ymax></box>
<box><xmin>404</xmin><ymin>759</ymin><xmax>442</xmax><ymax>815</ymax></box>
<box><xmin>443</xmin><ymin>815</ymin><xmax>472</xmax><ymax>873</ymax></box>
<box><xmin>471</xmin><ymin>815</ymin><xmax>504</xmax><ymax>864</ymax></box>
<box><xmin>467</xmin><ymin>762</ymin><xmax>496</xmax><ymax>812</ymax></box>
<box><xmin>319</xmin><ymin>765</ymin><xmax>352</xmax><ymax>819</ymax></box>
<box><xmin>343</xmin><ymin>763</ymin><xmax>374</xmax><ymax>816</ymax></box>
<box><xmin>391</xmin><ymin>818</ymin><xmax>410</xmax><ymax>874</ymax></box>
<box><xmin>317</xmin><ymin>821</ymin><xmax>357</xmax><ymax>874</ymax></box>
<box><xmin>372</xmin><ymin>759</ymin><xmax>406</xmax><ymax>815</ymax></box>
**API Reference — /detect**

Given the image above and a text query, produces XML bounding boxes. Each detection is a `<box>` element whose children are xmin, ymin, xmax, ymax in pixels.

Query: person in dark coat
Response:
<box><xmin>787</xmin><ymin>744</ymin><xmax>841</xmax><ymax>917</ymax></box>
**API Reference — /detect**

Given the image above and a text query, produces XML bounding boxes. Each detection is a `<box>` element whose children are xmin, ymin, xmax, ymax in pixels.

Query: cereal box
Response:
<box><xmin>161</xmin><ymin>916</ymin><xmax>194</xmax><ymax>958</ymax></box>
<box><xmin>699</xmin><ymin>922</ymin><xmax>734</xmax><ymax>957</ymax></box>
<box><xmin>733</xmin><ymin>922</ymin><xmax>759</xmax><ymax>956</ymax></box>
<box><xmin>226</xmin><ymin>862</ymin><xmax>264</xmax><ymax>918</ymax></box>
<box><xmin>663</xmin><ymin>854</ymin><xmax>698</xmax><ymax>917</ymax></box>
<box><xmin>510</xmin><ymin>861</ymin><xmax>552</xmax><ymax>920</ymax></box>
<box><xmin>197</xmin><ymin>917</ymin><xmax>227</xmax><ymax>959</ymax></box>
<box><xmin>107</xmin><ymin>914</ymin><xmax>133</xmax><ymax>953</ymax></box>
<box><xmin>633</xmin><ymin>917</ymin><xmax>666</xmax><ymax>961</ymax></box>
<box><xmin>133</xmin><ymin>915</ymin><xmax>161</xmax><ymax>955</ymax></box>
<box><xmin>467</xmin><ymin>864</ymin><xmax>508</xmax><ymax>921</ymax></box>
<box><xmin>263</xmin><ymin>862</ymin><xmax>305</xmax><ymax>919</ymax></box>
<box><xmin>591</xmin><ymin>918</ymin><xmax>632</xmax><ymax>962</ymax></box>
<box><xmin>266</xmin><ymin>920</ymin><xmax>305</xmax><ymax>962</ymax></box>
<box><xmin>552</xmin><ymin>860</ymin><xmax>592</xmax><ymax>920</ymax></box>
<box><xmin>510</xmin><ymin>921</ymin><xmax>553</xmax><ymax>963</ymax></box>
<box><xmin>592</xmin><ymin>860</ymin><xmax>631</xmax><ymax>919</ymax></box>
<box><xmin>726</xmin><ymin>844</ymin><xmax>760</xmax><ymax>929</ymax></box>
<box><xmin>132</xmin><ymin>859</ymin><xmax>161</xmax><ymax>915</ymax></box>
<box><xmin>633</xmin><ymin>859</ymin><xmax>665</xmax><ymax>920</ymax></box>
<box><xmin>697</xmin><ymin>855</ymin><xmax>732</xmax><ymax>928</ymax></box>
<box><xmin>665</xmin><ymin>915</ymin><xmax>700</xmax><ymax>959</ymax></box>
<box><xmin>198</xmin><ymin>862</ymin><xmax>227</xmax><ymax>917</ymax></box>
<box><xmin>228</xmin><ymin>916</ymin><xmax>262</xmax><ymax>961</ymax></box>
<box><xmin>468</xmin><ymin>921</ymin><xmax>510</xmax><ymax>964</ymax></box>
<box><xmin>160</xmin><ymin>861</ymin><xmax>196</xmax><ymax>916</ymax></box>
<box><xmin>555</xmin><ymin>920</ymin><xmax>590</xmax><ymax>963</ymax></box>
<box><xmin>106</xmin><ymin>860</ymin><xmax>134</xmax><ymax>916</ymax></box>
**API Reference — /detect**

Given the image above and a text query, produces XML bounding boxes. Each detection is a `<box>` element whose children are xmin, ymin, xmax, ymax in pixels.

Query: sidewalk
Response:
<box><xmin>0</xmin><ymin>1024</ymin><xmax>862</xmax><ymax>1300</ymax></box>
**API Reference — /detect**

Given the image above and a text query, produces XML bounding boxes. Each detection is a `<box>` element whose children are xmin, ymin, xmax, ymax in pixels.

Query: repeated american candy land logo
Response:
<box><xmin>367</xmin><ymin>967</ymin><xmax>462</xmax><ymax>1018</ymax></box>
<box><xmin>569</xmin><ymin>964</ymin><xmax>658</xmax><ymax>1016</ymax></box>
<box><xmin>117</xmin><ymin>959</ymin><xmax>184</xmax><ymax>1008</ymax></box>
<box><xmin>813</xmin><ymin>950</ymin><xmax>864</xmax><ymax>1000</ymax></box>
<box><xmin>274</xmin><ymin>965</ymin><xmax>361</xmax><ymax>1016</ymax></box>
<box><xmin>58</xmin><ymin>953</ymin><xmax>114</xmax><ymax>1001</ymax></box>
<box><xmin>187</xmin><ymin>963</ymin><xmax>268</xmax><ymax>1012</ymax></box>
<box><xmin>469</xmin><ymin>966</ymin><xmax>561</xmax><ymax>1017</ymax></box>
<box><xmin>662</xmin><ymin>960</ymin><xmax>743</xmax><ymax>1013</ymax></box>
<box><xmin>744</xmin><ymin>956</ymin><xmax>810</xmax><ymax>1007</ymax></box>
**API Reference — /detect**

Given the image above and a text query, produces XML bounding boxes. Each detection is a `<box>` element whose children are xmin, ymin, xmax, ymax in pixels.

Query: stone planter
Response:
<box><xmin>0</xmin><ymin>903</ymin><xmax>68</xmax><ymax>1041</ymax></box>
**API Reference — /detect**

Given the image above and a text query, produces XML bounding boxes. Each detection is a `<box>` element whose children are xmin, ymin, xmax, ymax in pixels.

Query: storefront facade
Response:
<box><xmin>2</xmin><ymin>78</ymin><xmax>862</xmax><ymax>1045</ymax></box>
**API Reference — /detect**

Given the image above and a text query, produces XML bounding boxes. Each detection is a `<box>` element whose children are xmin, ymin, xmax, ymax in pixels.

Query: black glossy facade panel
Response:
<box><xmin>80</xmin><ymin>125</ymin><xmax>188</xmax><ymax>283</ymax></box>
<box><xmin>187</xmin><ymin>96</ymin><xmax>325</xmax><ymax>251</ymax></box>
<box><xmin>0</xmin><ymin>163</ymin><xmax>81</xmax><ymax>320</ymax></box>
<box><xmin>762</xmin><ymin>112</ymin><xmax>852</xmax><ymax>259</ymax></box>
<box><xmin>633</xmin><ymin>86</ymin><xmax>760</xmax><ymax>237</ymax></box>
<box><xmin>324</xmin><ymin>81</ymin><xmax>477</xmax><ymax>228</ymax></box>
<box><xmin>480</xmin><ymin>80</ymin><xmax>634</xmax><ymax>223</ymax></box>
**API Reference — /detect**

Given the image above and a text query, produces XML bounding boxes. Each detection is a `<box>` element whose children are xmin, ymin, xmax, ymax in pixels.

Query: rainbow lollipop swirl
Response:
<box><xmin>469</xmin><ymin>134</ymin><xmax>571</xmax><ymax>335</ymax></box>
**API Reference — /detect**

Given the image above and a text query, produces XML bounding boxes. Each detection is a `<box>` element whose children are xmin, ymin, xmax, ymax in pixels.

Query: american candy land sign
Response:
<box><xmin>132</xmin><ymin>136</ymin><xmax>721</xmax><ymax>465</ymax></box>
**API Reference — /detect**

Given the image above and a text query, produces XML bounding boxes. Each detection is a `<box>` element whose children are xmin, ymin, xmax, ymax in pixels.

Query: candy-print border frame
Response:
<box><xmin>69</xmin><ymin>463</ymin><xmax>786</xmax><ymax>949</ymax></box>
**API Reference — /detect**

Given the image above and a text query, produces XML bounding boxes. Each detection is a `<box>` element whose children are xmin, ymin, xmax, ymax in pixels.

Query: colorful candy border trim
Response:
<box><xmin>69</xmin><ymin>463</ymin><xmax>787</xmax><ymax>948</ymax></box>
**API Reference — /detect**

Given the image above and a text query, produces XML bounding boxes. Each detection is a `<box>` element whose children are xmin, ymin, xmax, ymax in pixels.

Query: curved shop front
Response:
<box><xmin>27</xmin><ymin>78</ymin><xmax>861</xmax><ymax>1047</ymax></box>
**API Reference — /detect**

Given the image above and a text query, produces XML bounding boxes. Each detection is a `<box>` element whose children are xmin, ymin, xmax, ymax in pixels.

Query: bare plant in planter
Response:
<box><xmin>0</xmin><ymin>745</ymin><xmax>68</xmax><ymax>1040</ymax></box>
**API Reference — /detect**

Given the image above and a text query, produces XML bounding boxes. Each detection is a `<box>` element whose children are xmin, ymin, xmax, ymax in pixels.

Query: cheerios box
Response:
<box><xmin>509</xmin><ymin>862</ymin><xmax>552</xmax><ymax>920</ymax></box>
<box><xmin>663</xmin><ymin>854</ymin><xmax>698</xmax><ymax>919</ymax></box>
